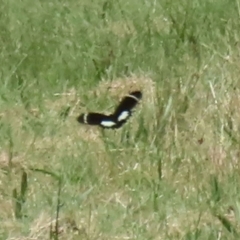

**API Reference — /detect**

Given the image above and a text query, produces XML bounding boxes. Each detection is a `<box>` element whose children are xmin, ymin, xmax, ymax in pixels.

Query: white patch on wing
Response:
<box><xmin>100</xmin><ymin>120</ymin><xmax>116</xmax><ymax>127</ymax></box>
<box><xmin>118</xmin><ymin>111</ymin><xmax>129</xmax><ymax>121</ymax></box>
<box><xmin>83</xmin><ymin>114</ymin><xmax>88</xmax><ymax>123</ymax></box>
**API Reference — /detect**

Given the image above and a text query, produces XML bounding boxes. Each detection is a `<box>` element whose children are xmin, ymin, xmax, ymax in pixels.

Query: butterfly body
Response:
<box><xmin>77</xmin><ymin>91</ymin><xmax>142</xmax><ymax>129</ymax></box>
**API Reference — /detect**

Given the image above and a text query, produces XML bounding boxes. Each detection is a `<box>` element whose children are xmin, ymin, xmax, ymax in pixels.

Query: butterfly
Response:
<box><xmin>77</xmin><ymin>91</ymin><xmax>142</xmax><ymax>129</ymax></box>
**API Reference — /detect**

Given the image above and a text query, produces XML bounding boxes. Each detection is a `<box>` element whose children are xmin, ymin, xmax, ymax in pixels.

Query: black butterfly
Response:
<box><xmin>77</xmin><ymin>91</ymin><xmax>142</xmax><ymax>129</ymax></box>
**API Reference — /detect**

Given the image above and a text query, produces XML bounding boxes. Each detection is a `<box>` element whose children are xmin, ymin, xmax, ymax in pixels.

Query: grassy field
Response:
<box><xmin>1</xmin><ymin>0</ymin><xmax>240</xmax><ymax>239</ymax></box>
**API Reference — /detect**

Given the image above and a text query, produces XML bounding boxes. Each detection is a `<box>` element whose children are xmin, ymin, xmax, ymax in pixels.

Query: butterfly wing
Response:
<box><xmin>113</xmin><ymin>91</ymin><xmax>142</xmax><ymax>125</ymax></box>
<box><xmin>77</xmin><ymin>113</ymin><xmax>117</xmax><ymax>129</ymax></box>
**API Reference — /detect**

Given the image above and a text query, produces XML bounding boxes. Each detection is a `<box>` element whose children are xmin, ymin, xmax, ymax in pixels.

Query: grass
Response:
<box><xmin>1</xmin><ymin>0</ymin><xmax>240</xmax><ymax>239</ymax></box>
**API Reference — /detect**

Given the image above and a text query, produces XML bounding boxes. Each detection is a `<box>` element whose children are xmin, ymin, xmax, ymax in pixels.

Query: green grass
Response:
<box><xmin>1</xmin><ymin>0</ymin><xmax>240</xmax><ymax>239</ymax></box>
